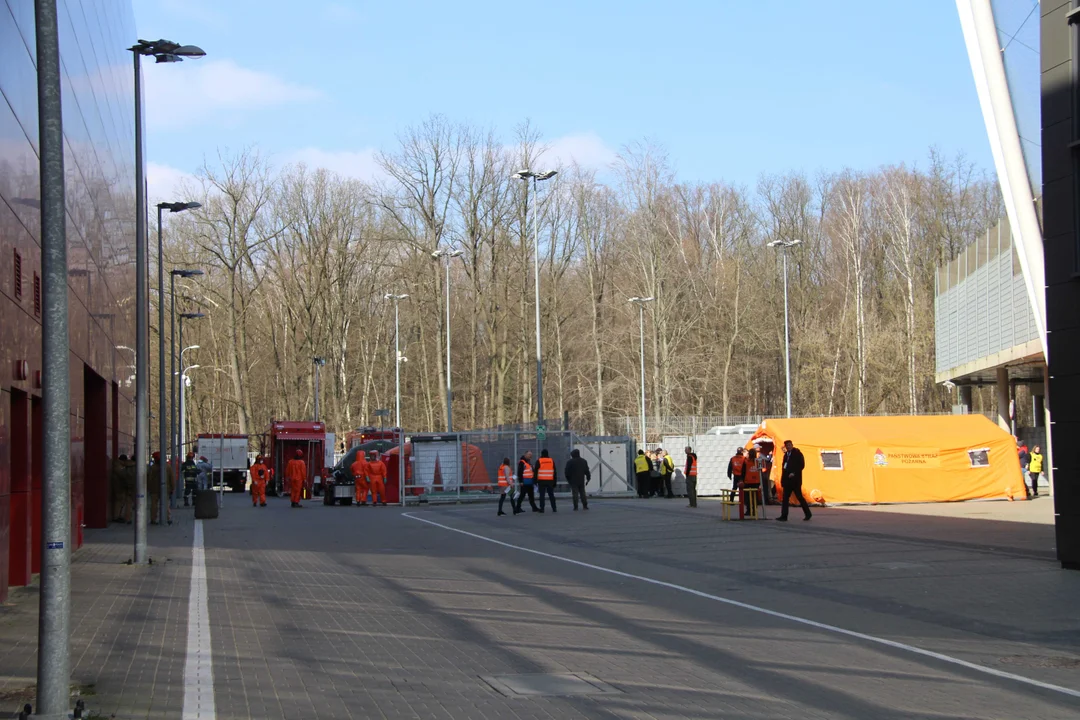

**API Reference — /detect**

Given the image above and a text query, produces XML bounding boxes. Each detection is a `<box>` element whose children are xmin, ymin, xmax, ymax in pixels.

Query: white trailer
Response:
<box><xmin>197</xmin><ymin>434</ymin><xmax>250</xmax><ymax>493</ymax></box>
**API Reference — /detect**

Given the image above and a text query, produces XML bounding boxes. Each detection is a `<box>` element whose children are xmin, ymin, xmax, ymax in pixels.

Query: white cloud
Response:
<box><xmin>144</xmin><ymin>59</ymin><xmax>322</xmax><ymax>130</ymax></box>
<box><xmin>542</xmin><ymin>133</ymin><xmax>618</xmax><ymax>171</ymax></box>
<box><xmin>279</xmin><ymin>147</ymin><xmax>383</xmax><ymax>182</ymax></box>
<box><xmin>147</xmin><ymin>162</ymin><xmax>199</xmax><ymax>204</ymax></box>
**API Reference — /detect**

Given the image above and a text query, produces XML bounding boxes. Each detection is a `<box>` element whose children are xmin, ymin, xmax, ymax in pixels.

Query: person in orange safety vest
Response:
<box><xmin>684</xmin><ymin>446</ymin><xmax>698</xmax><ymax>508</ymax></box>
<box><xmin>536</xmin><ymin>449</ymin><xmax>557</xmax><ymax>513</ymax></box>
<box><xmin>285</xmin><ymin>449</ymin><xmax>307</xmax><ymax>508</ymax></box>
<box><xmin>741</xmin><ymin>447</ymin><xmax>761</xmax><ymax>515</ymax></box>
<box><xmin>249</xmin><ymin>455</ymin><xmax>269</xmax><ymax>507</ymax></box>
<box><xmin>497</xmin><ymin>457</ymin><xmax>516</xmax><ymax>516</ymax></box>
<box><xmin>350</xmin><ymin>452</ymin><xmax>370</xmax><ymax>505</ymax></box>
<box><xmin>366</xmin><ymin>451</ymin><xmax>388</xmax><ymax>506</ymax></box>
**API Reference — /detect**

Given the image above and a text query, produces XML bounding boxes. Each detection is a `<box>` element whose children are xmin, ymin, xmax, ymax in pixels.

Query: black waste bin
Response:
<box><xmin>194</xmin><ymin>489</ymin><xmax>219</xmax><ymax>519</ymax></box>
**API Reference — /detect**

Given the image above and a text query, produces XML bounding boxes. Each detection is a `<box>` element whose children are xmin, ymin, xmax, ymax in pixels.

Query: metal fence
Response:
<box><xmin>401</xmin><ymin>429</ymin><xmax>636</xmax><ymax>504</ymax></box>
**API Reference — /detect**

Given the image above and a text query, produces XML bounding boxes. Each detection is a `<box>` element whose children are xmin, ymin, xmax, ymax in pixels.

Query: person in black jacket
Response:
<box><xmin>777</xmin><ymin>439</ymin><xmax>812</xmax><ymax>521</ymax></box>
<box><xmin>513</xmin><ymin>451</ymin><xmax>540</xmax><ymax>513</ymax></box>
<box><xmin>564</xmin><ymin>449</ymin><xmax>591</xmax><ymax>510</ymax></box>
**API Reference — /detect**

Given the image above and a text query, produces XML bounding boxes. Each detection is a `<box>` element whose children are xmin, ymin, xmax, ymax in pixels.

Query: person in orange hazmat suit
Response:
<box><xmin>286</xmin><ymin>449</ymin><xmax>307</xmax><ymax>508</ymax></box>
<box><xmin>249</xmin><ymin>455</ymin><xmax>269</xmax><ymax>507</ymax></box>
<box><xmin>350</xmin><ymin>452</ymin><xmax>370</xmax><ymax>505</ymax></box>
<box><xmin>366</xmin><ymin>451</ymin><xmax>388</xmax><ymax>506</ymax></box>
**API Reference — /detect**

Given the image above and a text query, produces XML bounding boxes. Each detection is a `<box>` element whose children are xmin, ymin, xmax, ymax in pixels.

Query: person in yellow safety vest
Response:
<box><xmin>497</xmin><ymin>457</ymin><xmax>516</xmax><ymax>516</ymax></box>
<box><xmin>536</xmin><ymin>448</ymin><xmax>558</xmax><ymax>513</ymax></box>
<box><xmin>514</xmin><ymin>451</ymin><xmax>539</xmax><ymax>513</ymax></box>
<box><xmin>1028</xmin><ymin>445</ymin><xmax>1044</xmax><ymax>499</ymax></box>
<box><xmin>684</xmin><ymin>446</ymin><xmax>698</xmax><ymax>508</ymax></box>
<box><xmin>634</xmin><ymin>449</ymin><xmax>651</xmax><ymax>498</ymax></box>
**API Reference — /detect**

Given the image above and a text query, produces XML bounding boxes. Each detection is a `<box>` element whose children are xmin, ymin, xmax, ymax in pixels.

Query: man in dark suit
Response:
<box><xmin>776</xmin><ymin>439</ymin><xmax>812</xmax><ymax>521</ymax></box>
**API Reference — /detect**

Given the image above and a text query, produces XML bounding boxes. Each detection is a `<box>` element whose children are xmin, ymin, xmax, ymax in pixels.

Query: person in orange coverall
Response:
<box><xmin>249</xmin><ymin>455</ymin><xmax>269</xmax><ymax>507</ymax></box>
<box><xmin>350</xmin><ymin>452</ymin><xmax>370</xmax><ymax>505</ymax></box>
<box><xmin>366</xmin><ymin>451</ymin><xmax>388</xmax><ymax>506</ymax></box>
<box><xmin>286</xmin><ymin>449</ymin><xmax>307</xmax><ymax>508</ymax></box>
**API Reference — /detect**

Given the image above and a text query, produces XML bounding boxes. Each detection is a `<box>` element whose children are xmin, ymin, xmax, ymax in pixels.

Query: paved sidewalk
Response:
<box><xmin>1</xmin><ymin>493</ymin><xmax>1078</xmax><ymax>719</ymax></box>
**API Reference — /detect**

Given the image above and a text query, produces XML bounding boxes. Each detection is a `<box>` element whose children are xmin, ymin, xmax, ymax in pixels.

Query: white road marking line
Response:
<box><xmin>183</xmin><ymin>519</ymin><xmax>216</xmax><ymax>719</ymax></box>
<box><xmin>403</xmin><ymin>512</ymin><xmax>1080</xmax><ymax>700</ymax></box>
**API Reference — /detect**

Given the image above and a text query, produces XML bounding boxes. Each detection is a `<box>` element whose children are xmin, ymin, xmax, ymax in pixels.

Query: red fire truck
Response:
<box><xmin>261</xmin><ymin>420</ymin><xmax>328</xmax><ymax>498</ymax></box>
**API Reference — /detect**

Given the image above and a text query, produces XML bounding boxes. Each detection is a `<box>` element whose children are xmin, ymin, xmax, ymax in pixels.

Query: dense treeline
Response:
<box><xmin>157</xmin><ymin>117</ymin><xmax>1003</xmax><ymax>442</ymax></box>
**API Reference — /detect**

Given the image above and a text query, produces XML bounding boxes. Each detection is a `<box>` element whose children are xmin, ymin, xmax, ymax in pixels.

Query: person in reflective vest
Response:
<box><xmin>742</xmin><ymin>447</ymin><xmax>761</xmax><ymax>515</ymax></box>
<box><xmin>634</xmin><ymin>450</ymin><xmax>651</xmax><ymax>498</ymax></box>
<box><xmin>536</xmin><ymin>449</ymin><xmax>558</xmax><ymax>512</ymax></box>
<box><xmin>497</xmin><ymin>457</ymin><xmax>515</xmax><ymax>516</ymax></box>
<box><xmin>367</xmin><ymin>451</ymin><xmax>388</xmax><ymax>506</ymax></box>
<box><xmin>286</xmin><ymin>449</ymin><xmax>307</xmax><ymax>508</ymax></box>
<box><xmin>249</xmin><ymin>455</ymin><xmax>269</xmax><ymax>507</ymax></box>
<box><xmin>684</xmin><ymin>446</ymin><xmax>698</xmax><ymax>508</ymax></box>
<box><xmin>727</xmin><ymin>448</ymin><xmax>747</xmax><ymax>487</ymax></box>
<box><xmin>514</xmin><ymin>451</ymin><xmax>539</xmax><ymax>513</ymax></box>
<box><xmin>351</xmin><ymin>451</ymin><xmax>370</xmax><ymax>505</ymax></box>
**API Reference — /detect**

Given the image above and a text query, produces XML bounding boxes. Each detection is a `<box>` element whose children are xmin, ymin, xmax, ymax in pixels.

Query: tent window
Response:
<box><xmin>820</xmin><ymin>450</ymin><xmax>843</xmax><ymax>470</ymax></box>
<box><xmin>967</xmin><ymin>448</ymin><xmax>990</xmax><ymax>468</ymax></box>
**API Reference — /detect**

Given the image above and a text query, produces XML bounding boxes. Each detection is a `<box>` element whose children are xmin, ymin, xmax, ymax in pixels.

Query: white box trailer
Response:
<box><xmin>197</xmin><ymin>434</ymin><xmax>250</xmax><ymax>493</ymax></box>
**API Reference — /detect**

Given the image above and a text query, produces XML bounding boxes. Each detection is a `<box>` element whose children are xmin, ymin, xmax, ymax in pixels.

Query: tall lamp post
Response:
<box><xmin>629</xmin><ymin>297</ymin><xmax>655</xmax><ymax>448</ymax></box>
<box><xmin>170</xmin><ymin>269</ymin><xmax>203</xmax><ymax>505</ymax></box>
<box><xmin>384</xmin><ymin>293</ymin><xmax>409</xmax><ymax>504</ymax></box>
<box><xmin>179</xmin><ymin>364</ymin><xmax>201</xmax><ymax>468</ymax></box>
<box><xmin>767</xmin><ymin>239</ymin><xmax>802</xmax><ymax>418</ymax></box>
<box><xmin>511</xmin><ymin>169</ymin><xmax>557</xmax><ymax>439</ymax></box>
<box><xmin>156</xmin><ymin>203</ymin><xmax>199</xmax><ymax>520</ymax></box>
<box><xmin>177</xmin><ymin>312</ymin><xmax>205</xmax><ymax>494</ymax></box>
<box><xmin>130</xmin><ymin>38</ymin><xmax>204</xmax><ymax>565</ymax></box>
<box><xmin>431</xmin><ymin>247</ymin><xmax>463</xmax><ymax>432</ymax></box>
<box><xmin>313</xmin><ymin>356</ymin><xmax>326</xmax><ymax>422</ymax></box>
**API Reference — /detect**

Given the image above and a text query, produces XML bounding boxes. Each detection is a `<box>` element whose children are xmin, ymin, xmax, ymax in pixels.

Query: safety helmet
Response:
<box><xmin>295</xmin><ymin>449</ymin><xmax>304</xmax><ymax>458</ymax></box>
<box><xmin>187</xmin><ymin>452</ymin><xmax>195</xmax><ymax>460</ymax></box>
<box><xmin>152</xmin><ymin>451</ymin><xmax>161</xmax><ymax>460</ymax></box>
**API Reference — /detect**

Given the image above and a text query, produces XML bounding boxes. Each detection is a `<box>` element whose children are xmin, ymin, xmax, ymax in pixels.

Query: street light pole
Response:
<box><xmin>767</xmin><ymin>239</ymin><xmax>802</xmax><ymax>418</ymax></box>
<box><xmin>130</xmin><ymin>37</ymin><xmax>204</xmax><ymax>564</ymax></box>
<box><xmin>156</xmin><ymin>204</ymin><xmax>199</xmax><ymax>522</ymax></box>
<box><xmin>432</xmin><ymin>247</ymin><xmax>463</xmax><ymax>432</ymax></box>
<box><xmin>180</xmin><ymin>365</ymin><xmax>201</xmax><ymax>466</ymax></box>
<box><xmin>170</xmin><ymin>268</ymin><xmax>202</xmax><ymax>506</ymax></box>
<box><xmin>385</xmin><ymin>293</ymin><xmax>409</xmax><ymax>505</ymax></box>
<box><xmin>629</xmin><ymin>297</ymin><xmax>655</xmax><ymax>447</ymax></box>
<box><xmin>35</xmin><ymin>1</ymin><xmax>72</xmax><ymax>715</ymax></box>
<box><xmin>512</xmin><ymin>169</ymin><xmax>557</xmax><ymax>438</ymax></box>
<box><xmin>178</xmin><ymin>313</ymin><xmax>205</xmax><ymax>466</ymax></box>
<box><xmin>313</xmin><ymin>357</ymin><xmax>326</xmax><ymax>422</ymax></box>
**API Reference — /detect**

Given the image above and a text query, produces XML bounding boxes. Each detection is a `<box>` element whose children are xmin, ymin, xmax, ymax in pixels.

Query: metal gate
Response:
<box><xmin>402</xmin><ymin>430</ymin><xmax>634</xmax><ymax>503</ymax></box>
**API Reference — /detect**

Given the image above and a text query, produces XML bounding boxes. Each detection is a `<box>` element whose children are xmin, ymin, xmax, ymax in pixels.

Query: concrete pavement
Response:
<box><xmin>1</xmin><ymin>494</ymin><xmax>1078</xmax><ymax>718</ymax></box>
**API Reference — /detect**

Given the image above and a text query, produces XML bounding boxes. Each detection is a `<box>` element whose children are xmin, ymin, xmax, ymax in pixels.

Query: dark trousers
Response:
<box><xmin>636</xmin><ymin>472</ymin><xmax>650</xmax><ymax>497</ymax></box>
<box><xmin>515</xmin><ymin>483</ymin><xmax>539</xmax><ymax>512</ymax></box>
<box><xmin>538</xmin><ymin>481</ymin><xmax>556</xmax><ymax>511</ymax></box>
<box><xmin>780</xmin><ymin>484</ymin><xmax>812</xmax><ymax>519</ymax></box>
<box><xmin>686</xmin><ymin>477</ymin><xmax>697</xmax><ymax>507</ymax></box>
<box><xmin>1029</xmin><ymin>472</ymin><xmax>1041</xmax><ymax>497</ymax></box>
<box><xmin>661</xmin><ymin>473</ymin><xmax>673</xmax><ymax>497</ymax></box>
<box><xmin>183</xmin><ymin>479</ymin><xmax>197</xmax><ymax>505</ymax></box>
<box><xmin>569</xmin><ymin>479</ymin><xmax>588</xmax><ymax>509</ymax></box>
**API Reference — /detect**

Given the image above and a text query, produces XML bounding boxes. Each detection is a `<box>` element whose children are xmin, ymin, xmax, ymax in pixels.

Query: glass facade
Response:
<box><xmin>991</xmin><ymin>0</ymin><xmax>1043</xmax><ymax>195</ymax></box>
<box><xmin>1</xmin><ymin>0</ymin><xmax>137</xmax><ymax>599</ymax></box>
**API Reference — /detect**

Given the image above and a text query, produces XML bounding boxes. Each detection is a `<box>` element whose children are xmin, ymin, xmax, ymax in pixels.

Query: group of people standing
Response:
<box><xmin>633</xmin><ymin>448</ymin><xmax>677</xmax><ymax>499</ymax></box>
<box><xmin>496</xmin><ymin>448</ymin><xmax>593</xmax><ymax>515</ymax></box>
<box><xmin>350</xmin><ymin>450</ymin><xmax>389</xmax><ymax>506</ymax></box>
<box><xmin>1017</xmin><ymin>441</ymin><xmax>1045</xmax><ymax>499</ymax></box>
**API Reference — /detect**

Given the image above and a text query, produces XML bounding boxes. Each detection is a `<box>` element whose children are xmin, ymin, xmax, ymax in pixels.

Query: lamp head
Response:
<box><xmin>512</xmin><ymin>170</ymin><xmax>535</xmax><ymax>180</ymax></box>
<box><xmin>171</xmin><ymin>268</ymin><xmax>204</xmax><ymax>278</ymax></box>
<box><xmin>180</xmin><ymin>312</ymin><xmax>206</xmax><ymax>320</ymax></box>
<box><xmin>535</xmin><ymin>170</ymin><xmax>558</xmax><ymax>181</ymax></box>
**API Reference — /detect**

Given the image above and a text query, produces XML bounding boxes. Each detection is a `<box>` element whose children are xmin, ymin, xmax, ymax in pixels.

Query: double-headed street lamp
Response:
<box><xmin>511</xmin><ymin>169</ymin><xmax>557</xmax><ymax>438</ymax></box>
<box><xmin>431</xmin><ymin>247</ymin><xmax>463</xmax><ymax>432</ymax></box>
<box><xmin>384</xmin><ymin>293</ymin><xmax>409</xmax><ymax>504</ymax></box>
<box><xmin>170</xmin><ymin>269</ymin><xmax>203</xmax><ymax>505</ymax></box>
<box><xmin>156</xmin><ymin>204</ymin><xmax>199</xmax><ymax>520</ymax></box>
<box><xmin>767</xmin><ymin>238</ymin><xmax>803</xmax><ymax>418</ymax></box>
<box><xmin>313</xmin><ymin>356</ymin><xmax>327</xmax><ymax>422</ymax></box>
<box><xmin>629</xmin><ymin>297</ymin><xmax>655</xmax><ymax>448</ymax></box>
<box><xmin>130</xmin><ymin>38</ymin><xmax>204</xmax><ymax>567</ymax></box>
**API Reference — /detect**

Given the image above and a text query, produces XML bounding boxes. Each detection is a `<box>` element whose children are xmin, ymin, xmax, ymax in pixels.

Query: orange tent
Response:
<box><xmin>748</xmin><ymin>415</ymin><xmax>1023</xmax><ymax>504</ymax></box>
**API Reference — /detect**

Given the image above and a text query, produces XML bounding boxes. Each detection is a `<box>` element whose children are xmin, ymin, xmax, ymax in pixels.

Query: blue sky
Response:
<box><xmin>136</xmin><ymin>0</ymin><xmax>995</xmax><ymax>200</ymax></box>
